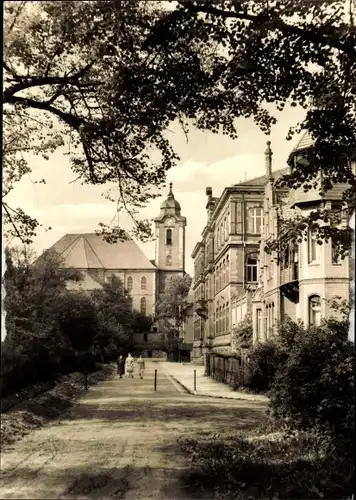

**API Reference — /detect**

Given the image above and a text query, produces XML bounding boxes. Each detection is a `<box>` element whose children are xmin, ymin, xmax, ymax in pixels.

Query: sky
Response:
<box><xmin>5</xmin><ymin>104</ymin><xmax>306</xmax><ymax>277</ymax></box>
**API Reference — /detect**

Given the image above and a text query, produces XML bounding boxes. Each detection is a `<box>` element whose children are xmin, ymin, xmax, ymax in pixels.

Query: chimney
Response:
<box><xmin>206</xmin><ymin>187</ymin><xmax>214</xmax><ymax>221</ymax></box>
<box><xmin>265</xmin><ymin>141</ymin><xmax>273</xmax><ymax>180</ymax></box>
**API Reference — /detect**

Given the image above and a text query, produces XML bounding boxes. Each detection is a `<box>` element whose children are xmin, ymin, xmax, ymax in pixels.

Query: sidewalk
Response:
<box><xmin>159</xmin><ymin>362</ymin><xmax>269</xmax><ymax>403</ymax></box>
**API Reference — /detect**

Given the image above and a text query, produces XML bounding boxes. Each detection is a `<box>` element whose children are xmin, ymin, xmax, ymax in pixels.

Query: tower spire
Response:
<box><xmin>169</xmin><ymin>182</ymin><xmax>173</xmax><ymax>195</ymax></box>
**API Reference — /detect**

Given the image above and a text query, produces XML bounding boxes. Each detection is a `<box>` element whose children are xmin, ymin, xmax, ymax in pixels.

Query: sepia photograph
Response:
<box><xmin>1</xmin><ymin>1</ymin><xmax>355</xmax><ymax>499</ymax></box>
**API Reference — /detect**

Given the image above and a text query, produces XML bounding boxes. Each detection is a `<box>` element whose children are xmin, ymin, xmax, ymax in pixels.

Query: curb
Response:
<box><xmin>158</xmin><ymin>364</ymin><xmax>269</xmax><ymax>404</ymax></box>
<box><xmin>158</xmin><ymin>364</ymin><xmax>190</xmax><ymax>395</ymax></box>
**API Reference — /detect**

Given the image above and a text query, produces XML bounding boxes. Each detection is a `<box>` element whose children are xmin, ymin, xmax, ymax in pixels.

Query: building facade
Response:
<box><xmin>191</xmin><ymin>176</ymin><xmax>268</xmax><ymax>360</ymax></box>
<box><xmin>252</xmin><ymin>137</ymin><xmax>351</xmax><ymax>342</ymax></box>
<box><xmin>191</xmin><ymin>135</ymin><xmax>351</xmax><ymax>361</ymax></box>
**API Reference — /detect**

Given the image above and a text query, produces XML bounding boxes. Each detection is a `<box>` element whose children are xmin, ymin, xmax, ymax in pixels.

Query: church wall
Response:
<box><xmin>106</xmin><ymin>269</ymin><xmax>157</xmax><ymax>317</ymax></box>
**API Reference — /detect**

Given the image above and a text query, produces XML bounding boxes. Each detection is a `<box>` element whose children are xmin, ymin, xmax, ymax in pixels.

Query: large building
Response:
<box><xmin>46</xmin><ymin>184</ymin><xmax>192</xmax><ymax>356</ymax></box>
<box><xmin>191</xmin><ymin>134</ymin><xmax>352</xmax><ymax>362</ymax></box>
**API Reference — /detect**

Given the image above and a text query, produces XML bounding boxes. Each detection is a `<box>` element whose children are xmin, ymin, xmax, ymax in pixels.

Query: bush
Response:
<box><xmin>245</xmin><ymin>340</ymin><xmax>288</xmax><ymax>393</ymax></box>
<box><xmin>1</xmin><ymin>335</ymin><xmax>55</xmax><ymax>397</ymax></box>
<box><xmin>179</xmin><ymin>428</ymin><xmax>354</xmax><ymax>499</ymax></box>
<box><xmin>270</xmin><ymin>319</ymin><xmax>354</xmax><ymax>443</ymax></box>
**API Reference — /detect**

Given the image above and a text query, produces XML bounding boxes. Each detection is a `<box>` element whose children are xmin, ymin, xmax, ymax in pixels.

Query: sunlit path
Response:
<box><xmin>0</xmin><ymin>362</ymin><xmax>267</xmax><ymax>499</ymax></box>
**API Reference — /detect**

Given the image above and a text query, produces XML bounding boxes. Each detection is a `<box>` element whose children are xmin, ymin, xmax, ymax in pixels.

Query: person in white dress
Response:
<box><xmin>125</xmin><ymin>353</ymin><xmax>134</xmax><ymax>378</ymax></box>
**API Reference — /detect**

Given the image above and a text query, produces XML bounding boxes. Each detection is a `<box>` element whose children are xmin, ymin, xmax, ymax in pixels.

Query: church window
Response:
<box><xmin>166</xmin><ymin>229</ymin><xmax>172</xmax><ymax>245</ymax></box>
<box><xmin>141</xmin><ymin>276</ymin><xmax>147</xmax><ymax>290</ymax></box>
<box><xmin>140</xmin><ymin>297</ymin><xmax>147</xmax><ymax>315</ymax></box>
<box><xmin>127</xmin><ymin>276</ymin><xmax>133</xmax><ymax>291</ymax></box>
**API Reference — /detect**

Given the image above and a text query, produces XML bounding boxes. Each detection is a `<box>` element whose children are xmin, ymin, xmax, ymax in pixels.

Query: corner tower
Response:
<box><xmin>154</xmin><ymin>183</ymin><xmax>187</xmax><ymax>292</ymax></box>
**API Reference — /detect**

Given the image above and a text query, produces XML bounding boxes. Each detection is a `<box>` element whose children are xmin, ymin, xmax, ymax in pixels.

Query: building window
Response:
<box><xmin>284</xmin><ymin>246</ymin><xmax>290</xmax><ymax>268</ymax></box>
<box><xmin>166</xmin><ymin>254</ymin><xmax>172</xmax><ymax>266</ymax></box>
<box><xmin>256</xmin><ymin>309</ymin><xmax>262</xmax><ymax>340</ymax></box>
<box><xmin>308</xmin><ymin>228</ymin><xmax>319</xmax><ymax>263</ymax></box>
<box><xmin>166</xmin><ymin>229</ymin><xmax>172</xmax><ymax>245</ymax></box>
<box><xmin>127</xmin><ymin>276</ymin><xmax>133</xmax><ymax>291</ymax></box>
<box><xmin>140</xmin><ymin>297</ymin><xmax>147</xmax><ymax>315</ymax></box>
<box><xmin>331</xmin><ymin>235</ymin><xmax>340</xmax><ymax>264</ymax></box>
<box><xmin>309</xmin><ymin>295</ymin><xmax>321</xmax><ymax>327</ymax></box>
<box><xmin>271</xmin><ymin>303</ymin><xmax>275</xmax><ymax>330</ymax></box>
<box><xmin>247</xmin><ymin>206</ymin><xmax>263</xmax><ymax>233</ymax></box>
<box><xmin>292</xmin><ymin>245</ymin><xmax>299</xmax><ymax>279</ymax></box>
<box><xmin>141</xmin><ymin>276</ymin><xmax>147</xmax><ymax>290</ymax></box>
<box><xmin>246</xmin><ymin>255</ymin><xmax>258</xmax><ymax>282</ymax></box>
<box><xmin>143</xmin><ymin>333</ymin><xmax>148</xmax><ymax>342</ymax></box>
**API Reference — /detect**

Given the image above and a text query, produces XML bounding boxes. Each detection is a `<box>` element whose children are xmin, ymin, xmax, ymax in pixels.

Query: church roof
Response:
<box><xmin>47</xmin><ymin>233</ymin><xmax>156</xmax><ymax>270</ymax></box>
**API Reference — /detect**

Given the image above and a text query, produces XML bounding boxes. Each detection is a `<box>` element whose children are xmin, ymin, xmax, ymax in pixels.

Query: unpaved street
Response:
<box><xmin>0</xmin><ymin>362</ymin><xmax>267</xmax><ymax>499</ymax></box>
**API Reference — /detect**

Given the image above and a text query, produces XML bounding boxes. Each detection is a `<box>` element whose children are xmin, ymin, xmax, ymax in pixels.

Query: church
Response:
<box><xmin>46</xmin><ymin>184</ymin><xmax>191</xmax><ymax>356</ymax></box>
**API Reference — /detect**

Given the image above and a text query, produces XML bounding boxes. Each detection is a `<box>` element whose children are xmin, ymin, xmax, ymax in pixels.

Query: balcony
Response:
<box><xmin>195</xmin><ymin>299</ymin><xmax>208</xmax><ymax>319</ymax></box>
<box><xmin>280</xmin><ymin>263</ymin><xmax>299</xmax><ymax>303</ymax></box>
<box><xmin>281</xmin><ymin>263</ymin><xmax>299</xmax><ymax>284</ymax></box>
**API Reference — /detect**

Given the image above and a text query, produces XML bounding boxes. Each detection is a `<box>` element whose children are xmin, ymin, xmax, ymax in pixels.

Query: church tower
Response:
<box><xmin>154</xmin><ymin>183</ymin><xmax>186</xmax><ymax>293</ymax></box>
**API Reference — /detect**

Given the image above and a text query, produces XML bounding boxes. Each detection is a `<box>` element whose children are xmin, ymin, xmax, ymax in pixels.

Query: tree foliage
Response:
<box><xmin>3</xmin><ymin>246</ymin><xmax>81</xmax><ymax>341</ymax></box>
<box><xmin>156</xmin><ymin>274</ymin><xmax>192</xmax><ymax>348</ymax></box>
<box><xmin>2</xmin><ymin>246</ymin><xmax>153</xmax><ymax>396</ymax></box>
<box><xmin>91</xmin><ymin>274</ymin><xmax>152</xmax><ymax>354</ymax></box>
<box><xmin>232</xmin><ymin>313</ymin><xmax>252</xmax><ymax>352</ymax></box>
<box><xmin>3</xmin><ymin>0</ymin><xmax>355</xmax><ymax>249</ymax></box>
<box><xmin>270</xmin><ymin>317</ymin><xmax>354</xmax><ymax>443</ymax></box>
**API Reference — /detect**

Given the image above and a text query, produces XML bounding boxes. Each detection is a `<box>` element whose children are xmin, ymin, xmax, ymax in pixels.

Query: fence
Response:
<box><xmin>205</xmin><ymin>352</ymin><xmax>250</xmax><ymax>389</ymax></box>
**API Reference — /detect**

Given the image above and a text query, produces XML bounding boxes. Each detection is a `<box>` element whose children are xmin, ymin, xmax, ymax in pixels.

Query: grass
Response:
<box><xmin>178</xmin><ymin>420</ymin><xmax>353</xmax><ymax>499</ymax></box>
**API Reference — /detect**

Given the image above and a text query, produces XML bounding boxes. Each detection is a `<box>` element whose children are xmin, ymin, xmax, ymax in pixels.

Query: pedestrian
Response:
<box><xmin>125</xmin><ymin>353</ymin><xmax>134</xmax><ymax>379</ymax></box>
<box><xmin>137</xmin><ymin>355</ymin><xmax>145</xmax><ymax>379</ymax></box>
<box><xmin>117</xmin><ymin>355</ymin><xmax>125</xmax><ymax>378</ymax></box>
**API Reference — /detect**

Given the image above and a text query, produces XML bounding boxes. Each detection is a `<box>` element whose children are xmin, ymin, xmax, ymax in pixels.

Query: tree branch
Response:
<box><xmin>3</xmin><ymin>62</ymin><xmax>98</xmax><ymax>101</ymax></box>
<box><xmin>179</xmin><ymin>1</ymin><xmax>356</xmax><ymax>57</ymax></box>
<box><xmin>5</xmin><ymin>95</ymin><xmax>83</xmax><ymax>129</ymax></box>
<box><xmin>2</xmin><ymin>202</ymin><xmax>27</xmax><ymax>245</ymax></box>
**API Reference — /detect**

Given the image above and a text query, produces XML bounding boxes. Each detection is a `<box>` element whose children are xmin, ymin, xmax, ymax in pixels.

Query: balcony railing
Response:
<box><xmin>195</xmin><ymin>299</ymin><xmax>208</xmax><ymax>319</ymax></box>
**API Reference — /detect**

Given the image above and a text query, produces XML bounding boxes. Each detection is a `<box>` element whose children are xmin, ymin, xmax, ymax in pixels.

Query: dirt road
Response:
<box><xmin>0</xmin><ymin>361</ymin><xmax>267</xmax><ymax>499</ymax></box>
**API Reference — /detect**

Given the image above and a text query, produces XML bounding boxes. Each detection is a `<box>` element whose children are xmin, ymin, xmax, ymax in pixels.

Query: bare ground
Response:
<box><xmin>0</xmin><ymin>361</ymin><xmax>268</xmax><ymax>500</ymax></box>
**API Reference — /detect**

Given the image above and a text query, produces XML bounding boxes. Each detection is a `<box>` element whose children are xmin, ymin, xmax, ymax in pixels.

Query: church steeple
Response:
<box><xmin>154</xmin><ymin>182</ymin><xmax>187</xmax><ymax>281</ymax></box>
<box><xmin>159</xmin><ymin>182</ymin><xmax>181</xmax><ymax>217</ymax></box>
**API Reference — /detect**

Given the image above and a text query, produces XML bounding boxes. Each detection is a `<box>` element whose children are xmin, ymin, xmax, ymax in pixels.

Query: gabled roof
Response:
<box><xmin>234</xmin><ymin>167</ymin><xmax>289</xmax><ymax>187</ymax></box>
<box><xmin>236</xmin><ymin>174</ymin><xmax>266</xmax><ymax>186</ymax></box>
<box><xmin>288</xmin><ymin>131</ymin><xmax>315</xmax><ymax>164</ymax></box>
<box><xmin>47</xmin><ymin>233</ymin><xmax>156</xmax><ymax>270</ymax></box>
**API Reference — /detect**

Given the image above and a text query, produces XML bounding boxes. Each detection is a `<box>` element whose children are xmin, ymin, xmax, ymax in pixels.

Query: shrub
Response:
<box><xmin>179</xmin><ymin>429</ymin><xmax>354</xmax><ymax>499</ymax></box>
<box><xmin>270</xmin><ymin>319</ymin><xmax>354</xmax><ymax>444</ymax></box>
<box><xmin>56</xmin><ymin>292</ymin><xmax>98</xmax><ymax>351</ymax></box>
<box><xmin>245</xmin><ymin>340</ymin><xmax>288</xmax><ymax>393</ymax></box>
